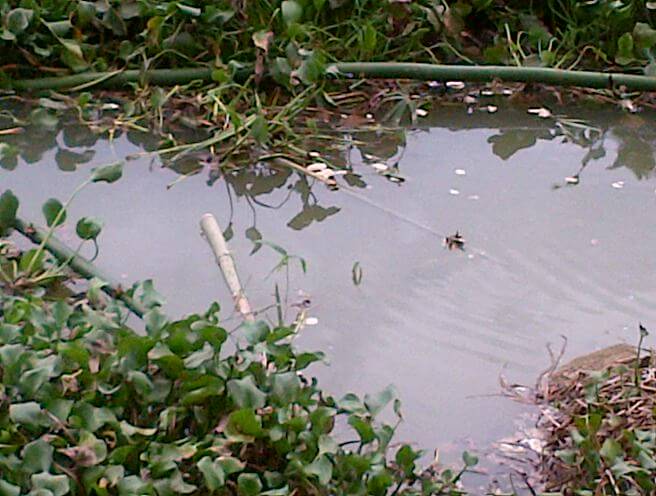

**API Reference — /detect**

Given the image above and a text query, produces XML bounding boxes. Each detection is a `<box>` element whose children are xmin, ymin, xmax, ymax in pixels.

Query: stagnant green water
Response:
<box><xmin>2</xmin><ymin>104</ymin><xmax>656</xmax><ymax>486</ymax></box>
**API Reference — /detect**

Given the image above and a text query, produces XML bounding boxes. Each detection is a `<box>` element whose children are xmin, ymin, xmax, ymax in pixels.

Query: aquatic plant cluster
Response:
<box><xmin>0</xmin><ymin>166</ymin><xmax>480</xmax><ymax>495</ymax></box>
<box><xmin>1</xmin><ymin>0</ymin><xmax>655</xmax><ymax>79</ymax></box>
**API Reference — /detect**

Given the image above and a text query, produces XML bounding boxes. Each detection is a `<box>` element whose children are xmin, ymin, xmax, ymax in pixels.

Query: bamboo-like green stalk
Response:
<box><xmin>5</xmin><ymin>63</ymin><xmax>656</xmax><ymax>91</ymax></box>
<box><xmin>13</xmin><ymin>217</ymin><xmax>147</xmax><ymax>318</ymax></box>
<box><xmin>331</xmin><ymin>63</ymin><xmax>656</xmax><ymax>90</ymax></box>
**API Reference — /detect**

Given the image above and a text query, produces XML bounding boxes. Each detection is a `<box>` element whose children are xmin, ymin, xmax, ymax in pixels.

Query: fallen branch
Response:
<box><xmin>199</xmin><ymin>213</ymin><xmax>254</xmax><ymax>322</ymax></box>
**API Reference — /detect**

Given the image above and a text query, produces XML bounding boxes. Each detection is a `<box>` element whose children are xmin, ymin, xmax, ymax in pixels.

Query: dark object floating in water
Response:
<box><xmin>444</xmin><ymin>231</ymin><xmax>465</xmax><ymax>251</ymax></box>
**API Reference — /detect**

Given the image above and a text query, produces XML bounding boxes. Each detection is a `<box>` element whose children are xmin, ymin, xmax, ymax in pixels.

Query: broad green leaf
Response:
<box><xmin>91</xmin><ymin>161</ymin><xmax>124</xmax><ymax>183</ymax></box>
<box><xmin>306</xmin><ymin>455</ymin><xmax>333</xmax><ymax>485</ymax></box>
<box><xmin>227</xmin><ymin>376</ymin><xmax>266</xmax><ymax>408</ymax></box>
<box><xmin>183</xmin><ymin>342</ymin><xmax>214</xmax><ymax>369</ymax></box>
<box><xmin>9</xmin><ymin>402</ymin><xmax>50</xmax><ymax>429</ymax></box>
<box><xmin>177</xmin><ymin>3</ymin><xmax>202</xmax><ymax>16</ymax></box>
<box><xmin>0</xmin><ymin>143</ymin><xmax>19</xmax><ymax>170</ymax></box>
<box><xmin>7</xmin><ymin>8</ymin><xmax>33</xmax><ymax>35</ymax></box>
<box><xmin>31</xmin><ymin>472</ymin><xmax>70</xmax><ymax>496</ymax></box>
<box><xmin>616</xmin><ymin>32</ymin><xmax>634</xmax><ymax>65</ymax></box>
<box><xmin>237</xmin><ymin>473</ymin><xmax>262</xmax><ymax>496</ymax></box>
<box><xmin>22</xmin><ymin>439</ymin><xmax>54</xmax><ymax>474</ymax></box>
<box><xmin>281</xmin><ymin>1</ymin><xmax>302</xmax><ymax>25</ymax></box>
<box><xmin>42</xmin><ymin>198</ymin><xmax>66</xmax><ymax>227</ymax></box>
<box><xmin>0</xmin><ymin>480</ymin><xmax>20</xmax><ymax>496</ymax></box>
<box><xmin>242</xmin><ymin>320</ymin><xmax>270</xmax><ymax>344</ymax></box>
<box><xmin>251</xmin><ymin>115</ymin><xmax>269</xmax><ymax>144</ymax></box>
<box><xmin>348</xmin><ymin>415</ymin><xmax>375</xmax><ymax>444</ymax></box>
<box><xmin>395</xmin><ymin>444</ymin><xmax>420</xmax><ymax>476</ymax></box>
<box><xmin>600</xmin><ymin>438</ymin><xmax>624</xmax><ymax>464</ymax></box>
<box><xmin>226</xmin><ymin>409</ymin><xmax>263</xmax><ymax>438</ymax></box>
<box><xmin>218</xmin><ymin>456</ymin><xmax>245</xmax><ymax>475</ymax></box>
<box><xmin>462</xmin><ymin>450</ymin><xmax>479</xmax><ymax>467</ymax></box>
<box><xmin>76</xmin><ymin>217</ymin><xmax>103</xmax><ymax>240</ymax></box>
<box><xmin>197</xmin><ymin>457</ymin><xmax>225</xmax><ymax>490</ymax></box>
<box><xmin>364</xmin><ymin>385</ymin><xmax>396</xmax><ymax>416</ymax></box>
<box><xmin>0</xmin><ymin>190</ymin><xmax>19</xmax><ymax>236</ymax></box>
<box><xmin>634</xmin><ymin>22</ymin><xmax>656</xmax><ymax>50</ymax></box>
<box><xmin>271</xmin><ymin>372</ymin><xmax>301</xmax><ymax>404</ymax></box>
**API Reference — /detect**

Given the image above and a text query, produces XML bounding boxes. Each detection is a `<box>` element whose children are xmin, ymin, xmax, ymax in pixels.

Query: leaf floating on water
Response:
<box><xmin>527</xmin><ymin>107</ymin><xmax>552</xmax><ymax>119</ymax></box>
<box><xmin>352</xmin><ymin>261</ymin><xmax>363</xmax><ymax>286</ymax></box>
<box><xmin>611</xmin><ymin>181</ymin><xmax>625</xmax><ymax>189</ymax></box>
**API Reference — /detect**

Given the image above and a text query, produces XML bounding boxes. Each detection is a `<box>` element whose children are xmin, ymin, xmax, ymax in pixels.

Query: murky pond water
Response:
<box><xmin>2</xmin><ymin>104</ymin><xmax>656</xmax><ymax>485</ymax></box>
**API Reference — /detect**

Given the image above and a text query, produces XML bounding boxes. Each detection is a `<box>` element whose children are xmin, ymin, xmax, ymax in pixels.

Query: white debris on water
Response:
<box><xmin>304</xmin><ymin>317</ymin><xmax>319</xmax><ymax>326</ymax></box>
<box><xmin>454</xmin><ymin>169</ymin><xmax>466</xmax><ymax>176</ymax></box>
<box><xmin>446</xmin><ymin>81</ymin><xmax>465</xmax><ymax>89</ymax></box>
<box><xmin>527</xmin><ymin>107</ymin><xmax>552</xmax><ymax>118</ymax></box>
<box><xmin>371</xmin><ymin>162</ymin><xmax>388</xmax><ymax>172</ymax></box>
<box><xmin>565</xmin><ymin>176</ymin><xmax>579</xmax><ymax>184</ymax></box>
<box><xmin>449</xmin><ymin>188</ymin><xmax>460</xmax><ymax>196</ymax></box>
<box><xmin>611</xmin><ymin>181</ymin><xmax>625</xmax><ymax>189</ymax></box>
<box><xmin>307</xmin><ymin>162</ymin><xmax>327</xmax><ymax>172</ymax></box>
<box><xmin>415</xmin><ymin>108</ymin><xmax>428</xmax><ymax>117</ymax></box>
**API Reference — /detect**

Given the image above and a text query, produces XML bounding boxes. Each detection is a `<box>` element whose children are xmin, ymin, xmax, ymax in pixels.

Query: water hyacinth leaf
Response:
<box><xmin>633</xmin><ymin>22</ymin><xmax>656</xmax><ymax>50</ymax></box>
<box><xmin>197</xmin><ymin>457</ymin><xmax>225</xmax><ymax>490</ymax></box>
<box><xmin>227</xmin><ymin>376</ymin><xmax>266</xmax><ymax>408</ymax></box>
<box><xmin>237</xmin><ymin>473</ymin><xmax>262</xmax><ymax>496</ymax></box>
<box><xmin>616</xmin><ymin>32</ymin><xmax>634</xmax><ymax>65</ymax></box>
<box><xmin>0</xmin><ymin>189</ymin><xmax>19</xmax><ymax>236</ymax></box>
<box><xmin>305</xmin><ymin>455</ymin><xmax>333</xmax><ymax>485</ymax></box>
<box><xmin>364</xmin><ymin>384</ymin><xmax>396</xmax><ymax>416</ymax></box>
<box><xmin>271</xmin><ymin>371</ymin><xmax>301</xmax><ymax>403</ymax></box>
<box><xmin>281</xmin><ymin>1</ymin><xmax>302</xmax><ymax>25</ymax></box>
<box><xmin>76</xmin><ymin>216</ymin><xmax>103</xmax><ymax>240</ymax></box>
<box><xmin>42</xmin><ymin>198</ymin><xmax>66</xmax><ymax>227</ymax></box>
<box><xmin>9</xmin><ymin>402</ymin><xmax>50</xmax><ymax>429</ymax></box>
<box><xmin>242</xmin><ymin>320</ymin><xmax>270</xmax><ymax>344</ymax></box>
<box><xmin>0</xmin><ymin>480</ymin><xmax>20</xmax><ymax>496</ymax></box>
<box><xmin>226</xmin><ymin>409</ymin><xmax>263</xmax><ymax>437</ymax></box>
<box><xmin>91</xmin><ymin>161</ymin><xmax>124</xmax><ymax>183</ymax></box>
<box><xmin>7</xmin><ymin>8</ymin><xmax>33</xmax><ymax>35</ymax></box>
<box><xmin>22</xmin><ymin>439</ymin><xmax>54</xmax><ymax>474</ymax></box>
<box><xmin>462</xmin><ymin>450</ymin><xmax>479</xmax><ymax>467</ymax></box>
<box><xmin>183</xmin><ymin>342</ymin><xmax>214</xmax><ymax>368</ymax></box>
<box><xmin>30</xmin><ymin>473</ymin><xmax>70</xmax><ymax>496</ymax></box>
<box><xmin>395</xmin><ymin>444</ymin><xmax>420</xmax><ymax>476</ymax></box>
<box><xmin>0</xmin><ymin>143</ymin><xmax>19</xmax><ymax>170</ymax></box>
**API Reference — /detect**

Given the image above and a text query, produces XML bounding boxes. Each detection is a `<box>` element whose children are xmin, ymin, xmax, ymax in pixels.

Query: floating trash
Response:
<box><xmin>365</xmin><ymin>113</ymin><xmax>374</xmax><ymax>119</ymax></box>
<box><xmin>307</xmin><ymin>162</ymin><xmax>327</xmax><ymax>172</ymax></box>
<box><xmin>467</xmin><ymin>194</ymin><xmax>480</xmax><ymax>200</ymax></box>
<box><xmin>480</xmin><ymin>89</ymin><xmax>495</xmax><ymax>96</ymax></box>
<box><xmin>332</xmin><ymin>170</ymin><xmax>349</xmax><ymax>176</ymax></box>
<box><xmin>527</xmin><ymin>107</ymin><xmax>552</xmax><ymax>118</ymax></box>
<box><xmin>308</xmin><ymin>151</ymin><xmax>321</xmax><ymax>158</ymax></box>
<box><xmin>316</xmin><ymin>169</ymin><xmax>335</xmax><ymax>180</ymax></box>
<box><xmin>565</xmin><ymin>176</ymin><xmax>579</xmax><ymax>184</ymax></box>
<box><xmin>428</xmin><ymin>81</ymin><xmax>440</xmax><ymax>88</ymax></box>
<box><xmin>454</xmin><ymin>169</ymin><xmax>466</xmax><ymax>176</ymax></box>
<box><xmin>304</xmin><ymin>317</ymin><xmax>319</xmax><ymax>326</ymax></box>
<box><xmin>502</xmin><ymin>88</ymin><xmax>513</xmax><ymax>96</ymax></box>
<box><xmin>371</xmin><ymin>162</ymin><xmax>388</xmax><ymax>172</ymax></box>
<box><xmin>415</xmin><ymin>108</ymin><xmax>428</xmax><ymax>117</ymax></box>
<box><xmin>611</xmin><ymin>181</ymin><xmax>624</xmax><ymax>189</ymax></box>
<box><xmin>463</xmin><ymin>95</ymin><xmax>477</xmax><ymax>104</ymax></box>
<box><xmin>444</xmin><ymin>231</ymin><xmax>465</xmax><ymax>250</ymax></box>
<box><xmin>449</xmin><ymin>188</ymin><xmax>460</xmax><ymax>195</ymax></box>
<box><xmin>620</xmin><ymin>99</ymin><xmax>638</xmax><ymax>113</ymax></box>
<box><xmin>485</xmin><ymin>105</ymin><xmax>498</xmax><ymax>113</ymax></box>
<box><xmin>446</xmin><ymin>81</ymin><xmax>465</xmax><ymax>89</ymax></box>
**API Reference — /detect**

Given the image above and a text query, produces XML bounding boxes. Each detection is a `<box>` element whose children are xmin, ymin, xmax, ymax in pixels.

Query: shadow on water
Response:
<box><xmin>2</xmin><ymin>103</ymin><xmax>656</xmax><ymax>488</ymax></box>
